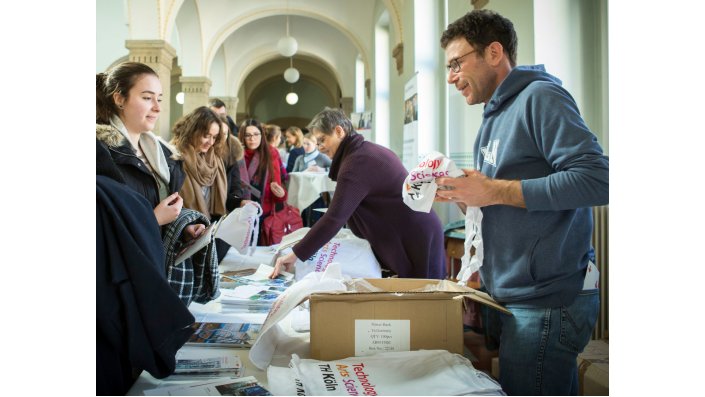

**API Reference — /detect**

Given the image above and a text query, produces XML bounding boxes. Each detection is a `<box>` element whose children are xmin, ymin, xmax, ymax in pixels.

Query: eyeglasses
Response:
<box><xmin>243</xmin><ymin>132</ymin><xmax>261</xmax><ymax>139</ymax></box>
<box><xmin>446</xmin><ymin>49</ymin><xmax>476</xmax><ymax>73</ymax></box>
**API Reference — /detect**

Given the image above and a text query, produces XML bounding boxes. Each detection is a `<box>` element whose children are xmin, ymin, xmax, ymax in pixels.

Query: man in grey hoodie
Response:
<box><xmin>436</xmin><ymin>10</ymin><xmax>608</xmax><ymax>396</ymax></box>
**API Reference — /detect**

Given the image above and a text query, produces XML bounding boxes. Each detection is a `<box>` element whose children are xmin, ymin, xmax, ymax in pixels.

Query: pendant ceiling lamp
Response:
<box><xmin>277</xmin><ymin>14</ymin><xmax>298</xmax><ymax>57</ymax></box>
<box><xmin>286</xmin><ymin>90</ymin><xmax>299</xmax><ymax>105</ymax></box>
<box><xmin>284</xmin><ymin>57</ymin><xmax>300</xmax><ymax>83</ymax></box>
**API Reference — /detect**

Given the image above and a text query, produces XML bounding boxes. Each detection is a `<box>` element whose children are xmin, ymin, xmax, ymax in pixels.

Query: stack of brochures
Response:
<box><xmin>173</xmin><ymin>346</ymin><xmax>245</xmax><ymax>377</ymax></box>
<box><xmin>144</xmin><ymin>376</ymin><xmax>272</xmax><ymax>396</ymax></box>
<box><xmin>219</xmin><ymin>264</ymin><xmax>294</xmax><ymax>312</ymax></box>
<box><xmin>187</xmin><ymin>322</ymin><xmax>263</xmax><ymax>348</ymax></box>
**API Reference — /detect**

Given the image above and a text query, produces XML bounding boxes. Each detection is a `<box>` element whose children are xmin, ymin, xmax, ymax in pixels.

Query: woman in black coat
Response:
<box><xmin>96</xmin><ymin>61</ymin><xmax>203</xmax><ymax>239</ymax></box>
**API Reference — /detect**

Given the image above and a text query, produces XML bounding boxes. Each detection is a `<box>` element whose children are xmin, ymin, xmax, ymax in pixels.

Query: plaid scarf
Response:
<box><xmin>163</xmin><ymin>208</ymin><xmax>220</xmax><ymax>306</ymax></box>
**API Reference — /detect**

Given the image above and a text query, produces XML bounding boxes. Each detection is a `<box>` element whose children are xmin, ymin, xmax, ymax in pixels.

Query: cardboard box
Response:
<box><xmin>577</xmin><ymin>339</ymin><xmax>609</xmax><ymax>395</ymax></box>
<box><xmin>309</xmin><ymin>278</ymin><xmax>509</xmax><ymax>361</ymax></box>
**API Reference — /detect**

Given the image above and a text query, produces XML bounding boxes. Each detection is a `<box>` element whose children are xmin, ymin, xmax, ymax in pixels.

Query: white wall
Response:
<box><xmin>96</xmin><ymin>0</ymin><xmax>128</xmax><ymax>72</ymax></box>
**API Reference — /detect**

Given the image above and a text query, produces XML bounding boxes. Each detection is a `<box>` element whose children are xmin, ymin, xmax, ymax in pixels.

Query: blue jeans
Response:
<box><xmin>498</xmin><ymin>290</ymin><xmax>599</xmax><ymax>395</ymax></box>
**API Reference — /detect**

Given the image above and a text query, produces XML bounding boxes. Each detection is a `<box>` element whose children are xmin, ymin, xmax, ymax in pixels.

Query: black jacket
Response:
<box><xmin>96</xmin><ymin>175</ymin><xmax>194</xmax><ymax>395</ymax></box>
<box><xmin>96</xmin><ymin>123</ymin><xmax>184</xmax><ymax>208</ymax></box>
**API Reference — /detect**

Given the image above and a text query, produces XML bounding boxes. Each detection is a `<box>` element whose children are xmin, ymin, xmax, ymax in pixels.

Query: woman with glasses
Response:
<box><xmin>239</xmin><ymin>119</ymin><xmax>288</xmax><ymax>244</ymax></box>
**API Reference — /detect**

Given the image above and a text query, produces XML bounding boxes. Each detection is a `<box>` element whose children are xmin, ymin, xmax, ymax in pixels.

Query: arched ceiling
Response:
<box><xmin>101</xmin><ymin>0</ymin><xmax>404</xmax><ymax>114</ymax></box>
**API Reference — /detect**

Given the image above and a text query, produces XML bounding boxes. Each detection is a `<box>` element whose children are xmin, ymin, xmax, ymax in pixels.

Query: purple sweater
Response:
<box><xmin>293</xmin><ymin>138</ymin><xmax>446</xmax><ymax>279</ymax></box>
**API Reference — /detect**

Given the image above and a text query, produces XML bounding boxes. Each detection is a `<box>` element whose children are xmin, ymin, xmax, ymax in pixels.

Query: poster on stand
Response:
<box><xmin>403</xmin><ymin>74</ymin><xmax>419</xmax><ymax>171</ymax></box>
<box><xmin>351</xmin><ymin>111</ymin><xmax>373</xmax><ymax>142</ymax></box>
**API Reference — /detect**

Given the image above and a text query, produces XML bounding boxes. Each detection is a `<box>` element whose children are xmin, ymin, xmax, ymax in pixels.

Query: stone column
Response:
<box><xmin>221</xmin><ymin>96</ymin><xmax>239</xmax><ymax>124</ymax></box>
<box><xmin>339</xmin><ymin>97</ymin><xmax>354</xmax><ymax>116</ymax></box>
<box><xmin>125</xmin><ymin>40</ymin><xmax>177</xmax><ymax>139</ymax></box>
<box><xmin>180</xmin><ymin>76</ymin><xmax>212</xmax><ymax>116</ymax></box>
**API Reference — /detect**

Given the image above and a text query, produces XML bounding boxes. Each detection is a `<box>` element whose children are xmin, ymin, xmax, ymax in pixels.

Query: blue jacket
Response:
<box><xmin>475</xmin><ymin>65</ymin><xmax>609</xmax><ymax>308</ymax></box>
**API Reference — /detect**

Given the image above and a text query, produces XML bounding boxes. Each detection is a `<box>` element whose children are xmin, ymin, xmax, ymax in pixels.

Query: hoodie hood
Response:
<box><xmin>483</xmin><ymin>65</ymin><xmax>562</xmax><ymax>117</ymax></box>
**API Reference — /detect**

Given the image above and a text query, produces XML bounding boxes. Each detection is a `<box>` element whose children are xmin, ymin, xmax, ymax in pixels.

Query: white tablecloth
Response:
<box><xmin>286</xmin><ymin>171</ymin><xmax>336</xmax><ymax>210</ymax></box>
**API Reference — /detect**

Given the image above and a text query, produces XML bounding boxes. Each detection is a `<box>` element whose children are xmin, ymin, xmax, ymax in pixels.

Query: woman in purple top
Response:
<box><xmin>270</xmin><ymin>107</ymin><xmax>446</xmax><ymax>279</ymax></box>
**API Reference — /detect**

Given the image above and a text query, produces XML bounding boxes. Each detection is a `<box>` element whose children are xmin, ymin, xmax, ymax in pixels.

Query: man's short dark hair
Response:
<box><xmin>440</xmin><ymin>9</ymin><xmax>518</xmax><ymax>67</ymax></box>
<box><xmin>209</xmin><ymin>98</ymin><xmax>226</xmax><ymax>109</ymax></box>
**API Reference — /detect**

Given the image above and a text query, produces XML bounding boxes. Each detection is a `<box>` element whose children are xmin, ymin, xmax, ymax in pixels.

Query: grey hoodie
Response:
<box><xmin>475</xmin><ymin>65</ymin><xmax>608</xmax><ymax>307</ymax></box>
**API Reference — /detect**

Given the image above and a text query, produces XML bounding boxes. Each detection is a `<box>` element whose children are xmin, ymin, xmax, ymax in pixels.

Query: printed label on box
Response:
<box><xmin>354</xmin><ymin>319</ymin><xmax>410</xmax><ymax>356</ymax></box>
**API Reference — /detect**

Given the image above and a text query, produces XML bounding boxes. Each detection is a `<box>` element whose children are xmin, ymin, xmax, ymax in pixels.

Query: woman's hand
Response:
<box><xmin>239</xmin><ymin>199</ymin><xmax>252</xmax><ymax>207</ymax></box>
<box><xmin>154</xmin><ymin>192</ymin><xmax>183</xmax><ymax>225</ymax></box>
<box><xmin>306</xmin><ymin>165</ymin><xmax>323</xmax><ymax>172</ymax></box>
<box><xmin>269</xmin><ymin>252</ymin><xmax>298</xmax><ymax>278</ymax></box>
<box><xmin>270</xmin><ymin>181</ymin><xmax>286</xmax><ymax>198</ymax></box>
<box><xmin>183</xmin><ymin>223</ymin><xmax>206</xmax><ymax>241</ymax></box>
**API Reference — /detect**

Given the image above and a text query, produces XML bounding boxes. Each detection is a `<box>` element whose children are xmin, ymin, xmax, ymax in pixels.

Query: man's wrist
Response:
<box><xmin>492</xmin><ymin>179</ymin><xmax>525</xmax><ymax>208</ymax></box>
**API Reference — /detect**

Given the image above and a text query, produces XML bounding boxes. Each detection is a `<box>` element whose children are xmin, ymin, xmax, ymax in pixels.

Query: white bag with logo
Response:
<box><xmin>294</xmin><ymin>229</ymin><xmax>382</xmax><ymax>281</ymax></box>
<box><xmin>402</xmin><ymin>151</ymin><xmax>484</xmax><ymax>285</ymax></box>
<box><xmin>215</xmin><ymin>201</ymin><xmax>262</xmax><ymax>255</ymax></box>
<box><xmin>289</xmin><ymin>349</ymin><xmax>504</xmax><ymax>396</ymax></box>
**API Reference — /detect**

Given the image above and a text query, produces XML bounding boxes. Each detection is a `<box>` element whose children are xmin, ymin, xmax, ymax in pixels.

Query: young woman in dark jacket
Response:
<box><xmin>96</xmin><ymin>61</ymin><xmax>203</xmax><ymax>239</ymax></box>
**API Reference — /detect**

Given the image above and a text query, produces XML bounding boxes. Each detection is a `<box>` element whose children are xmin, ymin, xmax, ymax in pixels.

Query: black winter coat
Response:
<box><xmin>96</xmin><ymin>175</ymin><xmax>194</xmax><ymax>395</ymax></box>
<box><xmin>96</xmin><ymin>124</ymin><xmax>185</xmax><ymax>208</ymax></box>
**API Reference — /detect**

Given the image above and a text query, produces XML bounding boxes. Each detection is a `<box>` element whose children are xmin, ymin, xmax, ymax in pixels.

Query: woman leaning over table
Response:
<box><xmin>96</xmin><ymin>61</ymin><xmax>204</xmax><ymax>240</ymax></box>
<box><xmin>271</xmin><ymin>107</ymin><xmax>446</xmax><ymax>279</ymax></box>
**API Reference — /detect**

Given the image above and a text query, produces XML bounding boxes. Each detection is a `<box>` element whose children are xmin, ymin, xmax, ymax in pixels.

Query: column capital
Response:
<box><xmin>179</xmin><ymin>76</ymin><xmax>212</xmax><ymax>93</ymax></box>
<box><xmin>125</xmin><ymin>40</ymin><xmax>177</xmax><ymax>69</ymax></box>
<box><xmin>392</xmin><ymin>42</ymin><xmax>404</xmax><ymax>76</ymax></box>
<box><xmin>179</xmin><ymin>76</ymin><xmax>212</xmax><ymax>114</ymax></box>
<box><xmin>125</xmin><ymin>40</ymin><xmax>177</xmax><ymax>139</ymax></box>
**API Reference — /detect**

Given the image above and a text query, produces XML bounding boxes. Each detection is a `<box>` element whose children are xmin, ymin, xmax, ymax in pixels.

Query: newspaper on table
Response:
<box><xmin>284</xmin><ymin>349</ymin><xmax>504</xmax><ymax>396</ymax></box>
<box><xmin>174</xmin><ymin>346</ymin><xmax>244</xmax><ymax>377</ymax></box>
<box><xmin>143</xmin><ymin>376</ymin><xmax>272</xmax><ymax>396</ymax></box>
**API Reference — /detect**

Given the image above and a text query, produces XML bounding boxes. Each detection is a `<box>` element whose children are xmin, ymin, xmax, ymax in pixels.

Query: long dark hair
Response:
<box><xmin>239</xmin><ymin>119</ymin><xmax>274</xmax><ymax>180</ymax></box>
<box><xmin>96</xmin><ymin>62</ymin><xmax>158</xmax><ymax>124</ymax></box>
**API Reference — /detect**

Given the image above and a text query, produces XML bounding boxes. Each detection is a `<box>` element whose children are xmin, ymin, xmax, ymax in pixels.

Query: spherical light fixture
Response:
<box><xmin>175</xmin><ymin>92</ymin><xmax>185</xmax><ymax>105</ymax></box>
<box><xmin>283</xmin><ymin>57</ymin><xmax>300</xmax><ymax>83</ymax></box>
<box><xmin>277</xmin><ymin>15</ymin><xmax>298</xmax><ymax>57</ymax></box>
<box><xmin>286</xmin><ymin>92</ymin><xmax>299</xmax><ymax>105</ymax></box>
<box><xmin>277</xmin><ymin>36</ymin><xmax>298</xmax><ymax>57</ymax></box>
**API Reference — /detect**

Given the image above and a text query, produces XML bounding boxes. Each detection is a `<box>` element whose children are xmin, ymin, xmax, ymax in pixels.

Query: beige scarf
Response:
<box><xmin>110</xmin><ymin>116</ymin><xmax>171</xmax><ymax>190</ymax></box>
<box><xmin>180</xmin><ymin>149</ymin><xmax>227</xmax><ymax>219</ymax></box>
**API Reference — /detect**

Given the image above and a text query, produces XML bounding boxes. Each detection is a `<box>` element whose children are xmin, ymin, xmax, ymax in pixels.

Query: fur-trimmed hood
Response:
<box><xmin>96</xmin><ymin>123</ymin><xmax>181</xmax><ymax>160</ymax></box>
<box><xmin>230</xmin><ymin>134</ymin><xmax>244</xmax><ymax>161</ymax></box>
<box><xmin>96</xmin><ymin>123</ymin><xmax>123</xmax><ymax>148</ymax></box>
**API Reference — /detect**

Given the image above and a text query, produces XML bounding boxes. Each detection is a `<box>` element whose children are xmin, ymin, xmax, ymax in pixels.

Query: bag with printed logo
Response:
<box><xmin>294</xmin><ymin>229</ymin><xmax>382</xmax><ymax>280</ymax></box>
<box><xmin>288</xmin><ymin>350</ymin><xmax>504</xmax><ymax>396</ymax></box>
<box><xmin>214</xmin><ymin>201</ymin><xmax>262</xmax><ymax>255</ymax></box>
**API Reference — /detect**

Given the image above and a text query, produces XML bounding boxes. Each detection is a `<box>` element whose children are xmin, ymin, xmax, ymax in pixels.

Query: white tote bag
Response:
<box><xmin>289</xmin><ymin>349</ymin><xmax>504</xmax><ymax>396</ymax></box>
<box><xmin>215</xmin><ymin>202</ymin><xmax>262</xmax><ymax>255</ymax></box>
<box><xmin>294</xmin><ymin>229</ymin><xmax>382</xmax><ymax>280</ymax></box>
